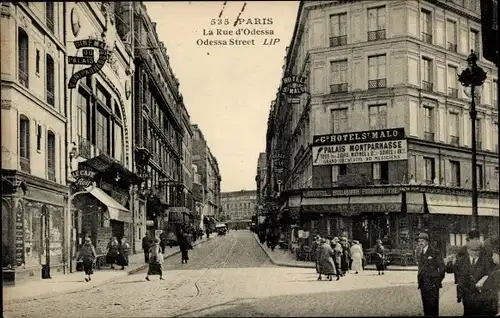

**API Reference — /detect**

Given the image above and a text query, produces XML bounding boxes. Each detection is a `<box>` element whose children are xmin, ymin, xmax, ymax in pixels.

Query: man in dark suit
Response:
<box><xmin>416</xmin><ymin>232</ymin><xmax>446</xmax><ymax>316</ymax></box>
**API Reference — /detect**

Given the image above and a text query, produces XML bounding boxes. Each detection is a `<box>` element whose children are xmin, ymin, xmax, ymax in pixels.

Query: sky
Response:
<box><xmin>145</xmin><ymin>1</ymin><xmax>299</xmax><ymax>192</ymax></box>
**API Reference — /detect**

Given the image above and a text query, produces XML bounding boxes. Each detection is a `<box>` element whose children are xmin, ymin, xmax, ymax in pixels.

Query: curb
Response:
<box><xmin>253</xmin><ymin>234</ymin><xmax>418</xmax><ymax>271</ymax></box>
<box><xmin>8</xmin><ymin>236</ymin><xmax>214</xmax><ymax>303</ymax></box>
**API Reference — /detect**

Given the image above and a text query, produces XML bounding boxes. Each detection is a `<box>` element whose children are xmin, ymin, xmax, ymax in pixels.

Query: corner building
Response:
<box><xmin>267</xmin><ymin>0</ymin><xmax>498</xmax><ymax>261</ymax></box>
<box><xmin>1</xmin><ymin>2</ymin><xmax>69</xmax><ymax>282</ymax></box>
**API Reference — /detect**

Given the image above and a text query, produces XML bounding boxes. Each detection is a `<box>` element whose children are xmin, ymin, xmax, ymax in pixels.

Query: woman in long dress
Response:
<box><xmin>106</xmin><ymin>237</ymin><xmax>119</xmax><ymax>269</ymax></box>
<box><xmin>117</xmin><ymin>238</ymin><xmax>130</xmax><ymax>270</ymax></box>
<box><xmin>374</xmin><ymin>239</ymin><xmax>386</xmax><ymax>275</ymax></box>
<box><xmin>350</xmin><ymin>240</ymin><xmax>364</xmax><ymax>274</ymax></box>
<box><xmin>146</xmin><ymin>238</ymin><xmax>165</xmax><ymax>281</ymax></box>
<box><xmin>317</xmin><ymin>238</ymin><xmax>338</xmax><ymax>281</ymax></box>
<box><xmin>77</xmin><ymin>237</ymin><xmax>96</xmax><ymax>282</ymax></box>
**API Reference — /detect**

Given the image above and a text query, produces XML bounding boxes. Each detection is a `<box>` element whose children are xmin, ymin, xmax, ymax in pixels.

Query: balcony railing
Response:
<box><xmin>368</xmin><ymin>29</ymin><xmax>386</xmax><ymax>41</ymax></box>
<box><xmin>450</xmin><ymin>136</ymin><xmax>460</xmax><ymax>146</ymax></box>
<box><xmin>329</xmin><ymin>35</ymin><xmax>347</xmax><ymax>47</ymax></box>
<box><xmin>20</xmin><ymin>157</ymin><xmax>30</xmax><ymax>173</ymax></box>
<box><xmin>368</xmin><ymin>78</ymin><xmax>387</xmax><ymax>89</ymax></box>
<box><xmin>476</xmin><ymin>141</ymin><xmax>482</xmax><ymax>149</ymax></box>
<box><xmin>46</xmin><ymin>90</ymin><xmax>54</xmax><ymax>107</ymax></box>
<box><xmin>447</xmin><ymin>42</ymin><xmax>457</xmax><ymax>52</ymax></box>
<box><xmin>47</xmin><ymin>167</ymin><xmax>56</xmax><ymax>182</ymax></box>
<box><xmin>448</xmin><ymin>87</ymin><xmax>458</xmax><ymax>98</ymax></box>
<box><xmin>422</xmin><ymin>81</ymin><xmax>433</xmax><ymax>92</ymax></box>
<box><xmin>19</xmin><ymin>69</ymin><xmax>28</xmax><ymax>88</ymax></box>
<box><xmin>421</xmin><ymin>32</ymin><xmax>432</xmax><ymax>44</ymax></box>
<box><xmin>424</xmin><ymin>131</ymin><xmax>435</xmax><ymax>141</ymax></box>
<box><xmin>78</xmin><ymin>135</ymin><xmax>91</xmax><ymax>159</ymax></box>
<box><xmin>330</xmin><ymin>83</ymin><xmax>348</xmax><ymax>94</ymax></box>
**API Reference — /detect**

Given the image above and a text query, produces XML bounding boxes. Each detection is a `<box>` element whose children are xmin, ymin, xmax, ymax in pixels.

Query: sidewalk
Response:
<box><xmin>254</xmin><ymin>234</ymin><xmax>418</xmax><ymax>271</ymax></box>
<box><xmin>3</xmin><ymin>235</ymin><xmax>214</xmax><ymax>303</ymax></box>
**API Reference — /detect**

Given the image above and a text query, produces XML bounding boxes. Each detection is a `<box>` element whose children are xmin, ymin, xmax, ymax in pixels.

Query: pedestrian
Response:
<box><xmin>312</xmin><ymin>235</ymin><xmax>321</xmax><ymax>274</ymax></box>
<box><xmin>374</xmin><ymin>239</ymin><xmax>387</xmax><ymax>275</ymax></box>
<box><xmin>159</xmin><ymin>230</ymin><xmax>168</xmax><ymax>253</ymax></box>
<box><xmin>350</xmin><ymin>240</ymin><xmax>364</xmax><ymax>274</ymax></box>
<box><xmin>117</xmin><ymin>237</ymin><xmax>130</xmax><ymax>270</ymax></box>
<box><xmin>206</xmin><ymin>227</ymin><xmax>210</xmax><ymax>239</ymax></box>
<box><xmin>146</xmin><ymin>238</ymin><xmax>165</xmax><ymax>281</ymax></box>
<box><xmin>142</xmin><ymin>234</ymin><xmax>152</xmax><ymax>263</ymax></box>
<box><xmin>340</xmin><ymin>237</ymin><xmax>351</xmax><ymax>274</ymax></box>
<box><xmin>178</xmin><ymin>229</ymin><xmax>193</xmax><ymax>264</ymax></box>
<box><xmin>77</xmin><ymin>237</ymin><xmax>96</xmax><ymax>282</ymax></box>
<box><xmin>317</xmin><ymin>238</ymin><xmax>338</xmax><ymax>281</ymax></box>
<box><xmin>106</xmin><ymin>236</ymin><xmax>119</xmax><ymax>269</ymax></box>
<box><xmin>479</xmin><ymin>235</ymin><xmax>500</xmax><ymax>316</ymax></box>
<box><xmin>331</xmin><ymin>237</ymin><xmax>343</xmax><ymax>277</ymax></box>
<box><xmin>445</xmin><ymin>229</ymin><xmax>495</xmax><ymax>316</ymax></box>
<box><xmin>416</xmin><ymin>232</ymin><xmax>446</xmax><ymax>316</ymax></box>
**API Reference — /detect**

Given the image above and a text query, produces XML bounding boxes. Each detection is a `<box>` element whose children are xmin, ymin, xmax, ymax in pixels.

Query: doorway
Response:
<box><xmin>110</xmin><ymin>220</ymin><xmax>124</xmax><ymax>241</ymax></box>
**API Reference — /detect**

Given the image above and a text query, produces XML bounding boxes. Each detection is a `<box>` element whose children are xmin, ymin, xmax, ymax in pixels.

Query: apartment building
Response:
<box><xmin>1</xmin><ymin>2</ymin><xmax>69</xmax><ymax>282</ymax></box>
<box><xmin>265</xmin><ymin>0</ymin><xmax>498</xmax><ymax>259</ymax></box>
<box><xmin>221</xmin><ymin>190</ymin><xmax>257</xmax><ymax>229</ymax></box>
<box><xmin>255</xmin><ymin>152</ymin><xmax>267</xmax><ymax>214</ymax></box>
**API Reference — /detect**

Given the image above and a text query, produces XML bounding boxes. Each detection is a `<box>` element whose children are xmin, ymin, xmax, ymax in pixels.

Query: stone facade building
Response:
<box><xmin>221</xmin><ymin>190</ymin><xmax>257</xmax><ymax>229</ymax></box>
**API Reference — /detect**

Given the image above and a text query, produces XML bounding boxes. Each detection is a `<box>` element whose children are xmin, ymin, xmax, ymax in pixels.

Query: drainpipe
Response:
<box><xmin>129</xmin><ymin>1</ymin><xmax>137</xmax><ymax>254</ymax></box>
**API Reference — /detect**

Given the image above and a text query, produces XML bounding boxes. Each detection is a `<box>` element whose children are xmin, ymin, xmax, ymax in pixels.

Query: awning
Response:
<box><xmin>301</xmin><ymin>194</ymin><xmax>402</xmax><ymax>216</ymax></box>
<box><xmin>425</xmin><ymin>193</ymin><xmax>499</xmax><ymax>217</ymax></box>
<box><xmin>406</xmin><ymin>192</ymin><xmax>425</xmax><ymax>214</ymax></box>
<box><xmin>88</xmin><ymin>187</ymin><xmax>131</xmax><ymax>223</ymax></box>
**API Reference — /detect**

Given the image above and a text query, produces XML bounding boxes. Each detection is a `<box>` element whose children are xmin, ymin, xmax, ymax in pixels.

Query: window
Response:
<box><xmin>493</xmin><ymin>122</ymin><xmax>498</xmax><ymax>152</ymax></box>
<box><xmin>424</xmin><ymin>107</ymin><xmax>434</xmax><ymax>140</ymax></box>
<box><xmin>113</xmin><ymin>104</ymin><xmax>124</xmax><ymax>163</ymax></box>
<box><xmin>470</xmin><ymin>29</ymin><xmax>479</xmax><ymax>54</ymax></box>
<box><xmin>46</xmin><ymin>54</ymin><xmax>55</xmax><ymax>106</ymax></box>
<box><xmin>329</xmin><ymin>13</ymin><xmax>347</xmax><ymax>47</ymax></box>
<box><xmin>367</xmin><ymin>6</ymin><xmax>386</xmax><ymax>41</ymax></box>
<box><xmin>476</xmin><ymin>118</ymin><xmax>483</xmax><ymax>149</ymax></box>
<box><xmin>449</xmin><ymin>160</ymin><xmax>461</xmax><ymax>186</ymax></box>
<box><xmin>368</xmin><ymin>55</ymin><xmax>386</xmax><ymax>88</ymax></box>
<box><xmin>330</xmin><ymin>59</ymin><xmax>348</xmax><ymax>93</ymax></box>
<box><xmin>36</xmin><ymin>49</ymin><xmax>40</xmax><ymax>74</ymax></box>
<box><xmin>476</xmin><ymin>164</ymin><xmax>484</xmax><ymax>188</ymax></box>
<box><xmin>424</xmin><ymin>157</ymin><xmax>436</xmax><ymax>183</ymax></box>
<box><xmin>47</xmin><ymin>131</ymin><xmax>56</xmax><ymax>181</ymax></box>
<box><xmin>18</xmin><ymin>28</ymin><xmax>29</xmax><ymax>88</ymax></box>
<box><xmin>19</xmin><ymin>115</ymin><xmax>30</xmax><ymax>173</ymax></box>
<box><xmin>447</xmin><ymin>66</ymin><xmax>458</xmax><ymax>97</ymax></box>
<box><xmin>449</xmin><ymin>112</ymin><xmax>460</xmax><ymax>146</ymax></box>
<box><xmin>36</xmin><ymin>124</ymin><xmax>42</xmax><ymax>151</ymax></box>
<box><xmin>96</xmin><ymin>108</ymin><xmax>109</xmax><ymax>154</ymax></box>
<box><xmin>372</xmin><ymin>162</ymin><xmax>389</xmax><ymax>184</ymax></box>
<box><xmin>421</xmin><ymin>10</ymin><xmax>432</xmax><ymax>44</ymax></box>
<box><xmin>369</xmin><ymin>104</ymin><xmax>387</xmax><ymax>129</ymax></box>
<box><xmin>76</xmin><ymin>92</ymin><xmax>90</xmax><ymax>140</ymax></box>
<box><xmin>493</xmin><ymin>80</ymin><xmax>498</xmax><ymax>107</ymax></box>
<box><xmin>446</xmin><ymin>20</ymin><xmax>457</xmax><ymax>52</ymax></box>
<box><xmin>422</xmin><ymin>58</ymin><xmax>433</xmax><ymax>91</ymax></box>
<box><xmin>45</xmin><ymin>2</ymin><xmax>54</xmax><ymax>32</ymax></box>
<box><xmin>331</xmin><ymin>108</ymin><xmax>348</xmax><ymax>133</ymax></box>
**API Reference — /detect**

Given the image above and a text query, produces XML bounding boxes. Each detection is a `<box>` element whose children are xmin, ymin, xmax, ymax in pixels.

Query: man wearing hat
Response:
<box><xmin>416</xmin><ymin>232</ymin><xmax>446</xmax><ymax>316</ymax></box>
<box><xmin>445</xmin><ymin>229</ymin><xmax>495</xmax><ymax>315</ymax></box>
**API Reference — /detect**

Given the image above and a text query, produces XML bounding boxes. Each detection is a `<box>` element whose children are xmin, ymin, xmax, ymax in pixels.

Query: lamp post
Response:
<box><xmin>458</xmin><ymin>50</ymin><xmax>487</xmax><ymax>230</ymax></box>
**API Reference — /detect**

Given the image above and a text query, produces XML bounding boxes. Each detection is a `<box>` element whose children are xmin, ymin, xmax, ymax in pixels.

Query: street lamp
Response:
<box><xmin>458</xmin><ymin>50</ymin><xmax>487</xmax><ymax>230</ymax></box>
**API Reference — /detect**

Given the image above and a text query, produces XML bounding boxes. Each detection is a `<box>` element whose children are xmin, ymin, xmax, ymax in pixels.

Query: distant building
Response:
<box><xmin>221</xmin><ymin>190</ymin><xmax>257</xmax><ymax>228</ymax></box>
<box><xmin>255</xmin><ymin>152</ymin><xmax>267</xmax><ymax>218</ymax></box>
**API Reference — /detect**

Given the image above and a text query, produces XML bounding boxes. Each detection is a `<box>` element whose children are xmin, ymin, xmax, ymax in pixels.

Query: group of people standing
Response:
<box><xmin>312</xmin><ymin>235</ymin><xmax>367</xmax><ymax>281</ymax></box>
<box><xmin>416</xmin><ymin>230</ymin><xmax>500</xmax><ymax>316</ymax></box>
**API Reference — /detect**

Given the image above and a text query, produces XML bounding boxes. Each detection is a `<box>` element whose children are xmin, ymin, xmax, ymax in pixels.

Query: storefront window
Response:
<box><xmin>398</xmin><ymin>215</ymin><xmax>410</xmax><ymax>246</ymax></box>
<box><xmin>24</xmin><ymin>205</ymin><xmax>42</xmax><ymax>267</ymax></box>
<box><xmin>49</xmin><ymin>207</ymin><xmax>63</xmax><ymax>264</ymax></box>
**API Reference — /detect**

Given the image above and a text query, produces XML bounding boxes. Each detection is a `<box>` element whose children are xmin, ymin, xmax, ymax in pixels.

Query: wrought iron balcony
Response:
<box><xmin>47</xmin><ymin>167</ymin><xmax>56</xmax><ymax>182</ymax></box>
<box><xmin>447</xmin><ymin>42</ymin><xmax>457</xmax><ymax>52</ymax></box>
<box><xmin>78</xmin><ymin>135</ymin><xmax>92</xmax><ymax>159</ymax></box>
<box><xmin>422</xmin><ymin>81</ymin><xmax>433</xmax><ymax>92</ymax></box>
<box><xmin>329</xmin><ymin>35</ymin><xmax>347</xmax><ymax>47</ymax></box>
<box><xmin>421</xmin><ymin>32</ymin><xmax>432</xmax><ymax>44</ymax></box>
<box><xmin>20</xmin><ymin>157</ymin><xmax>30</xmax><ymax>173</ymax></box>
<box><xmin>368</xmin><ymin>29</ymin><xmax>386</xmax><ymax>41</ymax></box>
<box><xmin>424</xmin><ymin>131</ymin><xmax>435</xmax><ymax>141</ymax></box>
<box><xmin>19</xmin><ymin>69</ymin><xmax>28</xmax><ymax>88</ymax></box>
<box><xmin>450</xmin><ymin>136</ymin><xmax>460</xmax><ymax>146</ymax></box>
<box><xmin>448</xmin><ymin>87</ymin><xmax>458</xmax><ymax>98</ymax></box>
<box><xmin>330</xmin><ymin>83</ymin><xmax>348</xmax><ymax>94</ymax></box>
<box><xmin>46</xmin><ymin>90</ymin><xmax>54</xmax><ymax>107</ymax></box>
<box><xmin>368</xmin><ymin>78</ymin><xmax>387</xmax><ymax>89</ymax></box>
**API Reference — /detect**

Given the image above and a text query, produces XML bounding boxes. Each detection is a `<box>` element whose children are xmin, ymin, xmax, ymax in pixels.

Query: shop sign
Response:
<box><xmin>303</xmin><ymin>187</ymin><xmax>402</xmax><ymax>197</ymax></box>
<box><xmin>15</xmin><ymin>205</ymin><xmax>25</xmax><ymax>266</ymax></box>
<box><xmin>68</xmin><ymin>39</ymin><xmax>108</xmax><ymax>89</ymax></box>
<box><xmin>71</xmin><ymin>169</ymin><xmax>97</xmax><ymax>188</ymax></box>
<box><xmin>312</xmin><ymin>128</ymin><xmax>407</xmax><ymax>166</ymax></box>
<box><xmin>281</xmin><ymin>75</ymin><xmax>308</xmax><ymax>95</ymax></box>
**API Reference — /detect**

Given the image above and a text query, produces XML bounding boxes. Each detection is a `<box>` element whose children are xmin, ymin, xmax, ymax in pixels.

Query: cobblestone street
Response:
<box><xmin>4</xmin><ymin>231</ymin><xmax>464</xmax><ymax>317</ymax></box>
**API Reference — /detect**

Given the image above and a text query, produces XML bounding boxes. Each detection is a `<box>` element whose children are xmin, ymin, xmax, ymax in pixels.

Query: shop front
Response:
<box><xmin>2</xmin><ymin>172</ymin><xmax>68</xmax><ymax>284</ymax></box>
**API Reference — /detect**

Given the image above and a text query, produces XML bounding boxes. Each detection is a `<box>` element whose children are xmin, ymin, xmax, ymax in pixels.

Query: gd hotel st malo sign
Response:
<box><xmin>312</xmin><ymin>128</ymin><xmax>407</xmax><ymax>166</ymax></box>
<box><xmin>68</xmin><ymin>39</ymin><xmax>109</xmax><ymax>89</ymax></box>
